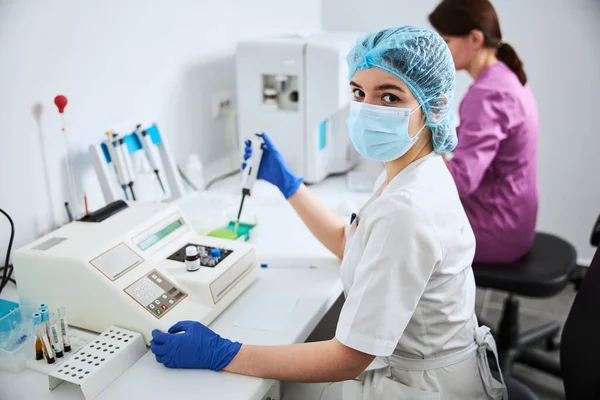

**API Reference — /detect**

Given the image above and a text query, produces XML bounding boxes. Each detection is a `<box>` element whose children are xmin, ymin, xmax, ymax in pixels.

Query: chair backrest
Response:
<box><xmin>591</xmin><ymin>214</ymin><xmax>600</xmax><ymax>246</ymax></box>
<box><xmin>561</xmin><ymin>242</ymin><xmax>600</xmax><ymax>399</ymax></box>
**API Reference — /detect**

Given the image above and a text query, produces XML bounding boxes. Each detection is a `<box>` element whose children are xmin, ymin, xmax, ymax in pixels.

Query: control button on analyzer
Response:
<box><xmin>162</xmin><ymin>295</ymin><xmax>167</xmax><ymax>299</ymax></box>
<box><xmin>161</xmin><ymin>305</ymin><xmax>168</xmax><ymax>310</ymax></box>
<box><xmin>156</xmin><ymin>278</ymin><xmax>162</xmax><ymax>283</ymax></box>
<box><xmin>151</xmin><ymin>274</ymin><xmax>157</xmax><ymax>279</ymax></box>
<box><xmin>149</xmin><ymin>304</ymin><xmax>155</xmax><ymax>309</ymax></box>
<box><xmin>168</xmin><ymin>300</ymin><xmax>174</xmax><ymax>305</ymax></box>
<box><xmin>154</xmin><ymin>300</ymin><xmax>160</xmax><ymax>305</ymax></box>
<box><xmin>156</xmin><ymin>309</ymin><xmax>162</xmax><ymax>315</ymax></box>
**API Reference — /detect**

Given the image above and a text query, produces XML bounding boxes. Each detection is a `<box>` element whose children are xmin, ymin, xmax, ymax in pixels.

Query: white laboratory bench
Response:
<box><xmin>0</xmin><ymin>174</ymin><xmax>372</xmax><ymax>400</ymax></box>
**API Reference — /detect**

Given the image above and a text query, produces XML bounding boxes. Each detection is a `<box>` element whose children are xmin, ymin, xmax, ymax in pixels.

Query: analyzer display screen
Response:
<box><xmin>138</xmin><ymin>219</ymin><xmax>183</xmax><ymax>250</ymax></box>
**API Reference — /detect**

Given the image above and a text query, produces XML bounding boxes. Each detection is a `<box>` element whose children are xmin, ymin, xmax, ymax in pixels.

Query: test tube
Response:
<box><xmin>40</xmin><ymin>308</ymin><xmax>50</xmax><ymax>336</ymax></box>
<box><xmin>32</xmin><ymin>313</ymin><xmax>44</xmax><ymax>360</ymax></box>
<box><xmin>58</xmin><ymin>307</ymin><xmax>72</xmax><ymax>352</ymax></box>
<box><xmin>33</xmin><ymin>312</ymin><xmax>55</xmax><ymax>364</ymax></box>
<box><xmin>47</xmin><ymin>312</ymin><xmax>64</xmax><ymax>358</ymax></box>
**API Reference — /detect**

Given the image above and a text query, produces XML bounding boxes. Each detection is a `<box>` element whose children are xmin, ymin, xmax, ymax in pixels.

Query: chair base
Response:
<box><xmin>495</xmin><ymin>293</ymin><xmax>562</xmax><ymax>377</ymax></box>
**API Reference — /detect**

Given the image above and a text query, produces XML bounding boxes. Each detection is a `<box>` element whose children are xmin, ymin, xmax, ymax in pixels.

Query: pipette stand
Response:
<box><xmin>89</xmin><ymin>124</ymin><xmax>185</xmax><ymax>204</ymax></box>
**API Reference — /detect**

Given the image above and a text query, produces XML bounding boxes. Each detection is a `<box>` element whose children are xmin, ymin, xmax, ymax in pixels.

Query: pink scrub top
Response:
<box><xmin>448</xmin><ymin>61</ymin><xmax>539</xmax><ymax>264</ymax></box>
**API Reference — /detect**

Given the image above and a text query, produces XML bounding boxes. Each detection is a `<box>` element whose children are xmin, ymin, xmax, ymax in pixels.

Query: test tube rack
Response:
<box><xmin>26</xmin><ymin>326</ymin><xmax>98</xmax><ymax>375</ymax></box>
<box><xmin>48</xmin><ymin>326</ymin><xmax>146</xmax><ymax>400</ymax></box>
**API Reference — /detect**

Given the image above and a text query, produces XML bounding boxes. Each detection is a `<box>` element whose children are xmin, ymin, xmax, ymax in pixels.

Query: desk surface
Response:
<box><xmin>0</xmin><ymin>175</ymin><xmax>371</xmax><ymax>400</ymax></box>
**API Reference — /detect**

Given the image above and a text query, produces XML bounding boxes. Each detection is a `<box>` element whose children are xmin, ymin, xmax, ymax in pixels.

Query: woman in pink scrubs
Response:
<box><xmin>429</xmin><ymin>0</ymin><xmax>539</xmax><ymax>264</ymax></box>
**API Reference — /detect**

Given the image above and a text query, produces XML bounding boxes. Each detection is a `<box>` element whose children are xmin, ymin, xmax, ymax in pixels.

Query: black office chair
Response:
<box><xmin>473</xmin><ymin>233</ymin><xmax>577</xmax><ymax>376</ymax></box>
<box><xmin>559</xmin><ymin>219</ymin><xmax>600</xmax><ymax>399</ymax></box>
<box><xmin>505</xmin><ymin>377</ymin><xmax>540</xmax><ymax>400</ymax></box>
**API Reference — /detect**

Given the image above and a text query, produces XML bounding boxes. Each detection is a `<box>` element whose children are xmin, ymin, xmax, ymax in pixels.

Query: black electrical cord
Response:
<box><xmin>0</xmin><ymin>208</ymin><xmax>15</xmax><ymax>294</ymax></box>
<box><xmin>0</xmin><ymin>266</ymin><xmax>15</xmax><ymax>285</ymax></box>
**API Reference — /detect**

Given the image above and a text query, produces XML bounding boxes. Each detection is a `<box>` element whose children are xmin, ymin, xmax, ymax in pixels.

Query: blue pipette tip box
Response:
<box><xmin>0</xmin><ymin>299</ymin><xmax>33</xmax><ymax>373</ymax></box>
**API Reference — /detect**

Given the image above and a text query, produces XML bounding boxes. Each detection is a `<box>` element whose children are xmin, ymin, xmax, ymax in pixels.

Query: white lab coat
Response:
<box><xmin>324</xmin><ymin>153</ymin><xmax>505</xmax><ymax>399</ymax></box>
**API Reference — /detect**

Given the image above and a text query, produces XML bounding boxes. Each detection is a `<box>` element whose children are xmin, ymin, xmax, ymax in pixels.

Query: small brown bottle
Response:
<box><xmin>185</xmin><ymin>246</ymin><xmax>200</xmax><ymax>272</ymax></box>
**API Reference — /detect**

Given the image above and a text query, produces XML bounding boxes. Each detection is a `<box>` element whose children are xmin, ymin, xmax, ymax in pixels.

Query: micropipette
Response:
<box><xmin>235</xmin><ymin>133</ymin><xmax>265</xmax><ymax>232</ymax></box>
<box><xmin>117</xmin><ymin>133</ymin><xmax>137</xmax><ymax>201</ymax></box>
<box><xmin>105</xmin><ymin>131</ymin><xmax>131</xmax><ymax>200</ymax></box>
<box><xmin>136</xmin><ymin>124</ymin><xmax>166</xmax><ymax>194</ymax></box>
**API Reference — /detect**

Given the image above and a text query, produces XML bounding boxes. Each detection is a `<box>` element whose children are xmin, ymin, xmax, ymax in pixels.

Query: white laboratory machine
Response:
<box><xmin>13</xmin><ymin>201</ymin><xmax>259</xmax><ymax>344</ymax></box>
<box><xmin>236</xmin><ymin>33</ymin><xmax>361</xmax><ymax>184</ymax></box>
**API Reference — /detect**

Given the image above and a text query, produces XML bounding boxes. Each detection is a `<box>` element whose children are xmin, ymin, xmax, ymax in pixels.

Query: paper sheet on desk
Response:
<box><xmin>233</xmin><ymin>292</ymin><xmax>300</xmax><ymax>332</ymax></box>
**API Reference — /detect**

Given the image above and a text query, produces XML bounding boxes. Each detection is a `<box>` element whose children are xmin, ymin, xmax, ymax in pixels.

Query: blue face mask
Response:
<box><xmin>346</xmin><ymin>101</ymin><xmax>426</xmax><ymax>162</ymax></box>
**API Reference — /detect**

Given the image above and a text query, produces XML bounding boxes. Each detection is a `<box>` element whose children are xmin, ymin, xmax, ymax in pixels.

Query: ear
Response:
<box><xmin>468</xmin><ymin>29</ymin><xmax>485</xmax><ymax>49</ymax></box>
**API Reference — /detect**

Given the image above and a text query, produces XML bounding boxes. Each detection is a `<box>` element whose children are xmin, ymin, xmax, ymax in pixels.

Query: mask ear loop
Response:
<box><xmin>409</xmin><ymin>103</ymin><xmax>426</xmax><ymax>141</ymax></box>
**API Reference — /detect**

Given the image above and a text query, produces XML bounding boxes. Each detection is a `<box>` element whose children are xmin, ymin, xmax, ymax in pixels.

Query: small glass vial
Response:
<box><xmin>185</xmin><ymin>246</ymin><xmax>200</xmax><ymax>272</ymax></box>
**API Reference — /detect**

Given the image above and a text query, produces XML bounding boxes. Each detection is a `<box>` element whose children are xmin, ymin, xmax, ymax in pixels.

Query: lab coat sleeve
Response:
<box><xmin>335</xmin><ymin>200</ymin><xmax>443</xmax><ymax>357</ymax></box>
<box><xmin>447</xmin><ymin>88</ymin><xmax>508</xmax><ymax>197</ymax></box>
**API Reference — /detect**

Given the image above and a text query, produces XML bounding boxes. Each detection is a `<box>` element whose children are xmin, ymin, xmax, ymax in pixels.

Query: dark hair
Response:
<box><xmin>429</xmin><ymin>0</ymin><xmax>527</xmax><ymax>85</ymax></box>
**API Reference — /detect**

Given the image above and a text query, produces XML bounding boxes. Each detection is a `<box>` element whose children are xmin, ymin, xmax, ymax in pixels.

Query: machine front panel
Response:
<box><xmin>89</xmin><ymin>243</ymin><xmax>144</xmax><ymax>281</ymax></box>
<box><xmin>124</xmin><ymin>270</ymin><xmax>187</xmax><ymax>319</ymax></box>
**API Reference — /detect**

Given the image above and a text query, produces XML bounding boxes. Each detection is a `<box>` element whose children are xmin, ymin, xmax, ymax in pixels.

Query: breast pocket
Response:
<box><xmin>374</xmin><ymin>376</ymin><xmax>441</xmax><ymax>400</ymax></box>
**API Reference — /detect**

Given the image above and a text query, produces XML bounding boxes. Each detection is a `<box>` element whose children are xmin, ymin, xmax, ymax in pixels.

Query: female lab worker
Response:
<box><xmin>429</xmin><ymin>0</ymin><xmax>539</xmax><ymax>264</ymax></box>
<box><xmin>151</xmin><ymin>26</ymin><xmax>506</xmax><ymax>399</ymax></box>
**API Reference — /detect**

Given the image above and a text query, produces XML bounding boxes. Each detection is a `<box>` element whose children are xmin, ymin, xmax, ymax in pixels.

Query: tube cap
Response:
<box><xmin>40</xmin><ymin>308</ymin><xmax>49</xmax><ymax>322</ymax></box>
<box><xmin>38</xmin><ymin>303</ymin><xmax>48</xmax><ymax>311</ymax></box>
<box><xmin>32</xmin><ymin>313</ymin><xmax>42</xmax><ymax>326</ymax></box>
<box><xmin>210</xmin><ymin>248</ymin><xmax>221</xmax><ymax>258</ymax></box>
<box><xmin>186</xmin><ymin>246</ymin><xmax>198</xmax><ymax>257</ymax></box>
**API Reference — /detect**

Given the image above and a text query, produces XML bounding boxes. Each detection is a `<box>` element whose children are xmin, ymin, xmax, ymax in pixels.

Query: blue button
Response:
<box><xmin>210</xmin><ymin>248</ymin><xmax>221</xmax><ymax>258</ymax></box>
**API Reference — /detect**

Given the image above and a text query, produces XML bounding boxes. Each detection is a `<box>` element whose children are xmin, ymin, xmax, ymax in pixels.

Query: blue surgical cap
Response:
<box><xmin>347</xmin><ymin>25</ymin><xmax>457</xmax><ymax>153</ymax></box>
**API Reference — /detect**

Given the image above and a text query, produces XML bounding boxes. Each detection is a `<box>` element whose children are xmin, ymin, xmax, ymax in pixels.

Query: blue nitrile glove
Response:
<box><xmin>242</xmin><ymin>133</ymin><xmax>303</xmax><ymax>199</ymax></box>
<box><xmin>150</xmin><ymin>321</ymin><xmax>241</xmax><ymax>370</ymax></box>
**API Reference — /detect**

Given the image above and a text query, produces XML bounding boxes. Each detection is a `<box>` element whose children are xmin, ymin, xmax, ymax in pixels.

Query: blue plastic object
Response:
<box><xmin>347</xmin><ymin>26</ymin><xmax>457</xmax><ymax>153</ymax></box>
<box><xmin>210</xmin><ymin>248</ymin><xmax>221</xmax><ymax>258</ymax></box>
<box><xmin>100</xmin><ymin>123</ymin><xmax>163</xmax><ymax>164</ymax></box>
<box><xmin>319</xmin><ymin>120</ymin><xmax>327</xmax><ymax>150</ymax></box>
<box><xmin>40</xmin><ymin>308</ymin><xmax>49</xmax><ymax>322</ymax></box>
<box><xmin>32</xmin><ymin>313</ymin><xmax>42</xmax><ymax>327</ymax></box>
<box><xmin>150</xmin><ymin>321</ymin><xmax>242</xmax><ymax>370</ymax></box>
<box><xmin>242</xmin><ymin>133</ymin><xmax>304</xmax><ymax>199</ymax></box>
<box><xmin>0</xmin><ymin>299</ymin><xmax>30</xmax><ymax>354</ymax></box>
<box><xmin>0</xmin><ymin>299</ymin><xmax>19</xmax><ymax>335</ymax></box>
<box><xmin>38</xmin><ymin>303</ymin><xmax>48</xmax><ymax>311</ymax></box>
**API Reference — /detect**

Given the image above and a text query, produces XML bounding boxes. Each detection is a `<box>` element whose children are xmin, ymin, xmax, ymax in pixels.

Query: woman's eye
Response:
<box><xmin>383</xmin><ymin>94</ymin><xmax>400</xmax><ymax>103</ymax></box>
<box><xmin>352</xmin><ymin>88</ymin><xmax>365</xmax><ymax>99</ymax></box>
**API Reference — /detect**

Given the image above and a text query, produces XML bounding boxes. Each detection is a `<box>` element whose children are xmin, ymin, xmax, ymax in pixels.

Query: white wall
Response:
<box><xmin>323</xmin><ymin>0</ymin><xmax>600</xmax><ymax>264</ymax></box>
<box><xmin>0</xmin><ymin>1</ymin><xmax>321</xmax><ymax>256</ymax></box>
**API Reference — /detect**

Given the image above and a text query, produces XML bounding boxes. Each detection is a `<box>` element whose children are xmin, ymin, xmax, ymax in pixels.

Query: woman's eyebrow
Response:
<box><xmin>375</xmin><ymin>84</ymin><xmax>406</xmax><ymax>93</ymax></box>
<box><xmin>349</xmin><ymin>81</ymin><xmax>362</xmax><ymax>88</ymax></box>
